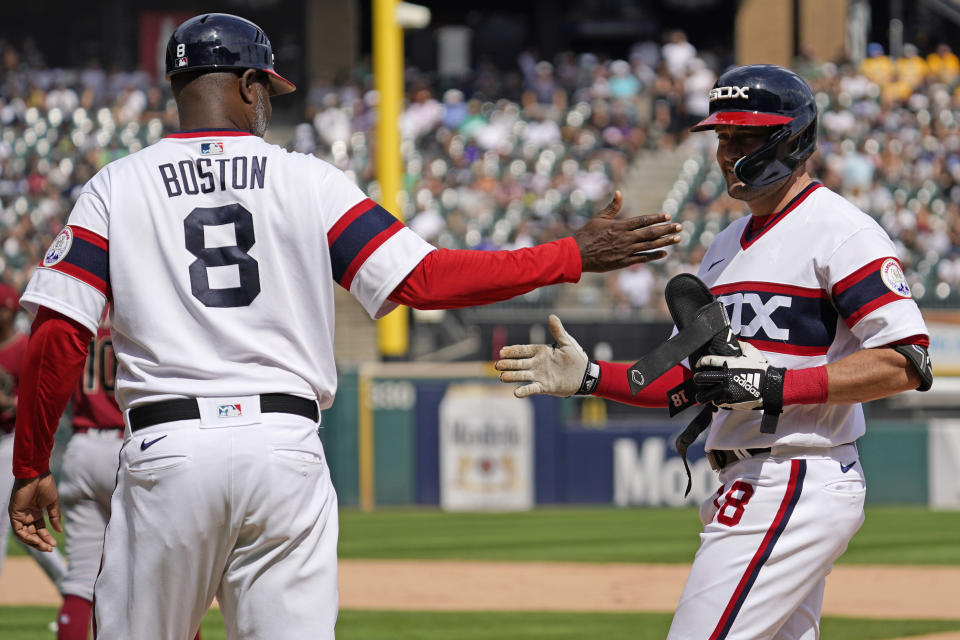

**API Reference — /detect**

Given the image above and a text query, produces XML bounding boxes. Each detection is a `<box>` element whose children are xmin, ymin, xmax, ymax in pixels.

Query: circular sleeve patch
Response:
<box><xmin>43</xmin><ymin>227</ymin><xmax>74</xmax><ymax>267</ymax></box>
<box><xmin>880</xmin><ymin>258</ymin><xmax>911</xmax><ymax>297</ymax></box>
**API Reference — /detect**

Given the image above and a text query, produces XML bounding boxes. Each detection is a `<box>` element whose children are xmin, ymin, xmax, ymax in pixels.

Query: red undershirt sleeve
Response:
<box><xmin>388</xmin><ymin>237</ymin><xmax>582</xmax><ymax>309</ymax></box>
<box><xmin>13</xmin><ymin>307</ymin><xmax>92</xmax><ymax>479</ymax></box>
<box><xmin>593</xmin><ymin>361</ymin><xmax>691</xmax><ymax>408</ymax></box>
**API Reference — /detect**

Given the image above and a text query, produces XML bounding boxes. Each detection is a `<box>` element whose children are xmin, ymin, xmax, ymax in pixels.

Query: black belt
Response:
<box><xmin>128</xmin><ymin>393</ymin><xmax>319</xmax><ymax>432</ymax></box>
<box><xmin>707</xmin><ymin>447</ymin><xmax>772</xmax><ymax>471</ymax></box>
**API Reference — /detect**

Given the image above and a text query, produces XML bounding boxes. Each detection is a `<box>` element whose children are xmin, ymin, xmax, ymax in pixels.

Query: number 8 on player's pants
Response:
<box><xmin>667</xmin><ymin>444</ymin><xmax>865</xmax><ymax>640</ymax></box>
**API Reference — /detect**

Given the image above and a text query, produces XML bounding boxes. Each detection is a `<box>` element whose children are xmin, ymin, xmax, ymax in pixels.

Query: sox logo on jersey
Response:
<box><xmin>718</xmin><ymin>293</ymin><xmax>791</xmax><ymax>340</ymax></box>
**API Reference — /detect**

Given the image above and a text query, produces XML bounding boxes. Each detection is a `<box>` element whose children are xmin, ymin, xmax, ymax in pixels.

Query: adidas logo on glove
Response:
<box><xmin>733</xmin><ymin>372</ymin><xmax>761</xmax><ymax>399</ymax></box>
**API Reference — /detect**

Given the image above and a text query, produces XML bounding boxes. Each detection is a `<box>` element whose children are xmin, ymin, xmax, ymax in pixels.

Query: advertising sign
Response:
<box><xmin>439</xmin><ymin>384</ymin><xmax>534</xmax><ymax>511</ymax></box>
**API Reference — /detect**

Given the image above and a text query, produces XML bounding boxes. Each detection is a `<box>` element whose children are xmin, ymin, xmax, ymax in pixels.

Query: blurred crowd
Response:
<box><xmin>2</xmin><ymin>31</ymin><xmax>960</xmax><ymax>316</ymax></box>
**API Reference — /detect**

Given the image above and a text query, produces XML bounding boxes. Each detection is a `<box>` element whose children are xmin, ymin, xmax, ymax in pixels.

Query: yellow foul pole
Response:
<box><xmin>374</xmin><ymin>0</ymin><xmax>408</xmax><ymax>359</ymax></box>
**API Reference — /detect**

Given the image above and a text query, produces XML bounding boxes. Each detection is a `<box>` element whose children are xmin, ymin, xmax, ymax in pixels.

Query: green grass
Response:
<box><xmin>339</xmin><ymin>506</ymin><xmax>960</xmax><ymax>565</ymax></box>
<box><xmin>10</xmin><ymin>506</ymin><xmax>960</xmax><ymax>565</ymax></box>
<box><xmin>338</xmin><ymin>506</ymin><xmax>702</xmax><ymax>563</ymax></box>
<box><xmin>841</xmin><ymin>507</ymin><xmax>960</xmax><ymax>564</ymax></box>
<box><xmin>2</xmin><ymin>607</ymin><xmax>960</xmax><ymax>640</ymax></box>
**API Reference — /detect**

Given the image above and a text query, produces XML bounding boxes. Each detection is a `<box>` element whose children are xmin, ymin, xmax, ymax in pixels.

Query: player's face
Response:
<box><xmin>715</xmin><ymin>125</ymin><xmax>776</xmax><ymax>200</ymax></box>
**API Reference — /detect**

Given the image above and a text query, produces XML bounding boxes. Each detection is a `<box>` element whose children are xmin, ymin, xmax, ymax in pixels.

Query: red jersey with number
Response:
<box><xmin>0</xmin><ymin>332</ymin><xmax>28</xmax><ymax>433</ymax></box>
<box><xmin>71</xmin><ymin>323</ymin><xmax>123</xmax><ymax>430</ymax></box>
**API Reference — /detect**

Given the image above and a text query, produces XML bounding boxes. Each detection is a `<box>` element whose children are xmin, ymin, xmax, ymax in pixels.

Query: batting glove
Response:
<box><xmin>693</xmin><ymin>340</ymin><xmax>785</xmax><ymax>411</ymax></box>
<box><xmin>495</xmin><ymin>314</ymin><xmax>598</xmax><ymax>398</ymax></box>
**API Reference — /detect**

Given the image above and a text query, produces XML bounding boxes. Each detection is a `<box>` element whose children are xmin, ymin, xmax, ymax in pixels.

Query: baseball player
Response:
<box><xmin>53</xmin><ymin>310</ymin><xmax>122</xmax><ymax>639</ymax></box>
<box><xmin>54</xmin><ymin>309</ymin><xmax>201</xmax><ymax>640</ymax></box>
<box><xmin>495</xmin><ymin>65</ymin><xmax>931</xmax><ymax>639</ymax></box>
<box><xmin>0</xmin><ymin>282</ymin><xmax>68</xmax><ymax>590</ymax></box>
<box><xmin>7</xmin><ymin>13</ymin><xmax>680</xmax><ymax>640</ymax></box>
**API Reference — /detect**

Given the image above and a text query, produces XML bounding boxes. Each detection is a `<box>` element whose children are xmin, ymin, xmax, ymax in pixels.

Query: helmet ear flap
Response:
<box><xmin>787</xmin><ymin>116</ymin><xmax>818</xmax><ymax>164</ymax></box>
<box><xmin>733</xmin><ymin>127</ymin><xmax>791</xmax><ymax>187</ymax></box>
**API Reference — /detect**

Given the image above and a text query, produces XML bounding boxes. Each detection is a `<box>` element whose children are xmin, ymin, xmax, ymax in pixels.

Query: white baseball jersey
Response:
<box><xmin>22</xmin><ymin>129</ymin><xmax>435</xmax><ymax>411</ymax></box>
<box><xmin>697</xmin><ymin>182</ymin><xmax>928</xmax><ymax>451</ymax></box>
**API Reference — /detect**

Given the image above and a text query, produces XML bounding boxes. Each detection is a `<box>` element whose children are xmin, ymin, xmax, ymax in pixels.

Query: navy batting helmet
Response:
<box><xmin>691</xmin><ymin>64</ymin><xmax>817</xmax><ymax>189</ymax></box>
<box><xmin>165</xmin><ymin>13</ymin><xmax>295</xmax><ymax>96</ymax></box>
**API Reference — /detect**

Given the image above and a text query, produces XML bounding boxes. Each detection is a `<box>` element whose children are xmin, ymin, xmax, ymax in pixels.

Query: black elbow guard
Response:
<box><xmin>892</xmin><ymin>344</ymin><xmax>933</xmax><ymax>392</ymax></box>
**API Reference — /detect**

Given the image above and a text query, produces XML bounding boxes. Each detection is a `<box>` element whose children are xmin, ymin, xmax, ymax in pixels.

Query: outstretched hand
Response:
<box><xmin>574</xmin><ymin>191</ymin><xmax>682</xmax><ymax>272</ymax></box>
<box><xmin>495</xmin><ymin>314</ymin><xmax>590</xmax><ymax>398</ymax></box>
<box><xmin>9</xmin><ymin>472</ymin><xmax>62</xmax><ymax>552</ymax></box>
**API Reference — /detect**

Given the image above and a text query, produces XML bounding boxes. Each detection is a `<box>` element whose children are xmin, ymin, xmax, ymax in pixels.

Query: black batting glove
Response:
<box><xmin>693</xmin><ymin>341</ymin><xmax>785</xmax><ymax>410</ymax></box>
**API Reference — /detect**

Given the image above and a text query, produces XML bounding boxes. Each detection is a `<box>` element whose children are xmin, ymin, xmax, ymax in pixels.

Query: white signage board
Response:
<box><xmin>439</xmin><ymin>384</ymin><xmax>534</xmax><ymax>511</ymax></box>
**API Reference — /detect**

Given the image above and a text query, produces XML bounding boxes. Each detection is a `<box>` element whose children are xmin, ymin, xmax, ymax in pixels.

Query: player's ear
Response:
<box><xmin>238</xmin><ymin>69</ymin><xmax>260</xmax><ymax>105</ymax></box>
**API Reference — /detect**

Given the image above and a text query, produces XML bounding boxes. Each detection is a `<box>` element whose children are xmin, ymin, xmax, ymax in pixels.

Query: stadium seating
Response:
<box><xmin>2</xmin><ymin>40</ymin><xmax>959</xmax><ymax>312</ymax></box>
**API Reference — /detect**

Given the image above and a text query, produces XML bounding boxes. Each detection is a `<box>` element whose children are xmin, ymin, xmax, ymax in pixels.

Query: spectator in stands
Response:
<box><xmin>608</xmin><ymin>60</ymin><xmax>640</xmax><ymax>100</ymax></box>
<box><xmin>609</xmin><ymin>263</ymin><xmax>656</xmax><ymax>312</ymax></box>
<box><xmin>897</xmin><ymin>44</ymin><xmax>929</xmax><ymax>90</ymax></box>
<box><xmin>662</xmin><ymin>30</ymin><xmax>697</xmax><ymax>79</ymax></box>
<box><xmin>859</xmin><ymin>42</ymin><xmax>894</xmax><ymax>85</ymax></box>
<box><xmin>522</xmin><ymin>61</ymin><xmax>567</xmax><ymax>115</ymax></box>
<box><xmin>927</xmin><ymin>43</ymin><xmax>960</xmax><ymax>83</ymax></box>
<box><xmin>683</xmin><ymin>58</ymin><xmax>715</xmax><ymax>127</ymax></box>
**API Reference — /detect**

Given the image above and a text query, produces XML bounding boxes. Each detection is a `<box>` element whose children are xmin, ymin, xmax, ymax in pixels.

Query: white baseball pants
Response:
<box><xmin>667</xmin><ymin>443</ymin><xmax>865</xmax><ymax>640</ymax></box>
<box><xmin>93</xmin><ymin>409</ymin><xmax>338</xmax><ymax>639</ymax></box>
<box><xmin>58</xmin><ymin>428</ymin><xmax>123</xmax><ymax>600</ymax></box>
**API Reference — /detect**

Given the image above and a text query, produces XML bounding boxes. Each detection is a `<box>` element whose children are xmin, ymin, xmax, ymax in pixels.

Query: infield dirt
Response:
<box><xmin>3</xmin><ymin>557</ymin><xmax>959</xmax><ymax>623</ymax></box>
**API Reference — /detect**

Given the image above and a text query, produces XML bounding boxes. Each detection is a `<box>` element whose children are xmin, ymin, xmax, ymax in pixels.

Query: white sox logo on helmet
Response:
<box><xmin>709</xmin><ymin>86</ymin><xmax>750</xmax><ymax>102</ymax></box>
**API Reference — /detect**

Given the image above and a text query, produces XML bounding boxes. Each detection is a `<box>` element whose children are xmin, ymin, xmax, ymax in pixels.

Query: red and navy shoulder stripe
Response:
<box><xmin>832</xmin><ymin>257</ymin><xmax>912</xmax><ymax>328</ymax></box>
<box><xmin>39</xmin><ymin>226</ymin><xmax>110</xmax><ymax>298</ymax></box>
<box><xmin>327</xmin><ymin>198</ymin><xmax>404</xmax><ymax>290</ymax></box>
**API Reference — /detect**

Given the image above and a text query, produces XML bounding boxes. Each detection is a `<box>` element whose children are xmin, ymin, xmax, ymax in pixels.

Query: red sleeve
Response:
<box><xmin>593</xmin><ymin>361</ymin><xmax>691</xmax><ymax>408</ymax></box>
<box><xmin>388</xmin><ymin>238</ymin><xmax>582</xmax><ymax>309</ymax></box>
<box><xmin>12</xmin><ymin>307</ymin><xmax>92</xmax><ymax>478</ymax></box>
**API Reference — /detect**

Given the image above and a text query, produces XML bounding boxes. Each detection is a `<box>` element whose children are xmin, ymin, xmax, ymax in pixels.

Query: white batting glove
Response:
<box><xmin>494</xmin><ymin>315</ymin><xmax>595</xmax><ymax>398</ymax></box>
<box><xmin>694</xmin><ymin>340</ymin><xmax>784</xmax><ymax>410</ymax></box>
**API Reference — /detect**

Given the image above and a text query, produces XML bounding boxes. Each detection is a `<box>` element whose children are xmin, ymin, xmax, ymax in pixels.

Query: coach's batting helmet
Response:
<box><xmin>691</xmin><ymin>64</ymin><xmax>816</xmax><ymax>189</ymax></box>
<box><xmin>165</xmin><ymin>13</ymin><xmax>295</xmax><ymax>96</ymax></box>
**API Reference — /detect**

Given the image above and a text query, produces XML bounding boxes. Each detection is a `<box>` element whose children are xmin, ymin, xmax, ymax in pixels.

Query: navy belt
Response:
<box><xmin>706</xmin><ymin>447</ymin><xmax>772</xmax><ymax>471</ymax></box>
<box><xmin>128</xmin><ymin>393</ymin><xmax>319</xmax><ymax>432</ymax></box>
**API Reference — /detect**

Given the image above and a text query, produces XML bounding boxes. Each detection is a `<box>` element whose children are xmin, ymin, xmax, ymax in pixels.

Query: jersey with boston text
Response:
<box><xmin>697</xmin><ymin>182</ymin><xmax>928</xmax><ymax>451</ymax></box>
<box><xmin>22</xmin><ymin>129</ymin><xmax>435</xmax><ymax>411</ymax></box>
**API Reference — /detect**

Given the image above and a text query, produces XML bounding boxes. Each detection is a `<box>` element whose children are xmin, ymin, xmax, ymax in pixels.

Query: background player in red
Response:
<box><xmin>54</xmin><ymin>311</ymin><xmax>122</xmax><ymax>638</ymax></box>
<box><xmin>496</xmin><ymin>65</ymin><xmax>932</xmax><ymax>639</ymax></box>
<box><xmin>0</xmin><ymin>282</ymin><xmax>67</xmax><ymax>593</ymax></box>
<box><xmin>54</xmin><ymin>309</ymin><xmax>202</xmax><ymax>640</ymax></box>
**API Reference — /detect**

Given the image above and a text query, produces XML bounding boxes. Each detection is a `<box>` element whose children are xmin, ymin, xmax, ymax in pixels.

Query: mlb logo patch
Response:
<box><xmin>177</xmin><ymin>56</ymin><xmax>188</xmax><ymax>68</ymax></box>
<box><xmin>201</xmin><ymin>141</ymin><xmax>224</xmax><ymax>155</ymax></box>
<box><xmin>217</xmin><ymin>403</ymin><xmax>242</xmax><ymax>418</ymax></box>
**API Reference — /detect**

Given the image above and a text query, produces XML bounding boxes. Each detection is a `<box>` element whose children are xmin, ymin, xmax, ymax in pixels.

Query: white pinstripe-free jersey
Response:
<box><xmin>698</xmin><ymin>182</ymin><xmax>928</xmax><ymax>451</ymax></box>
<box><xmin>22</xmin><ymin>129</ymin><xmax>435</xmax><ymax>411</ymax></box>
